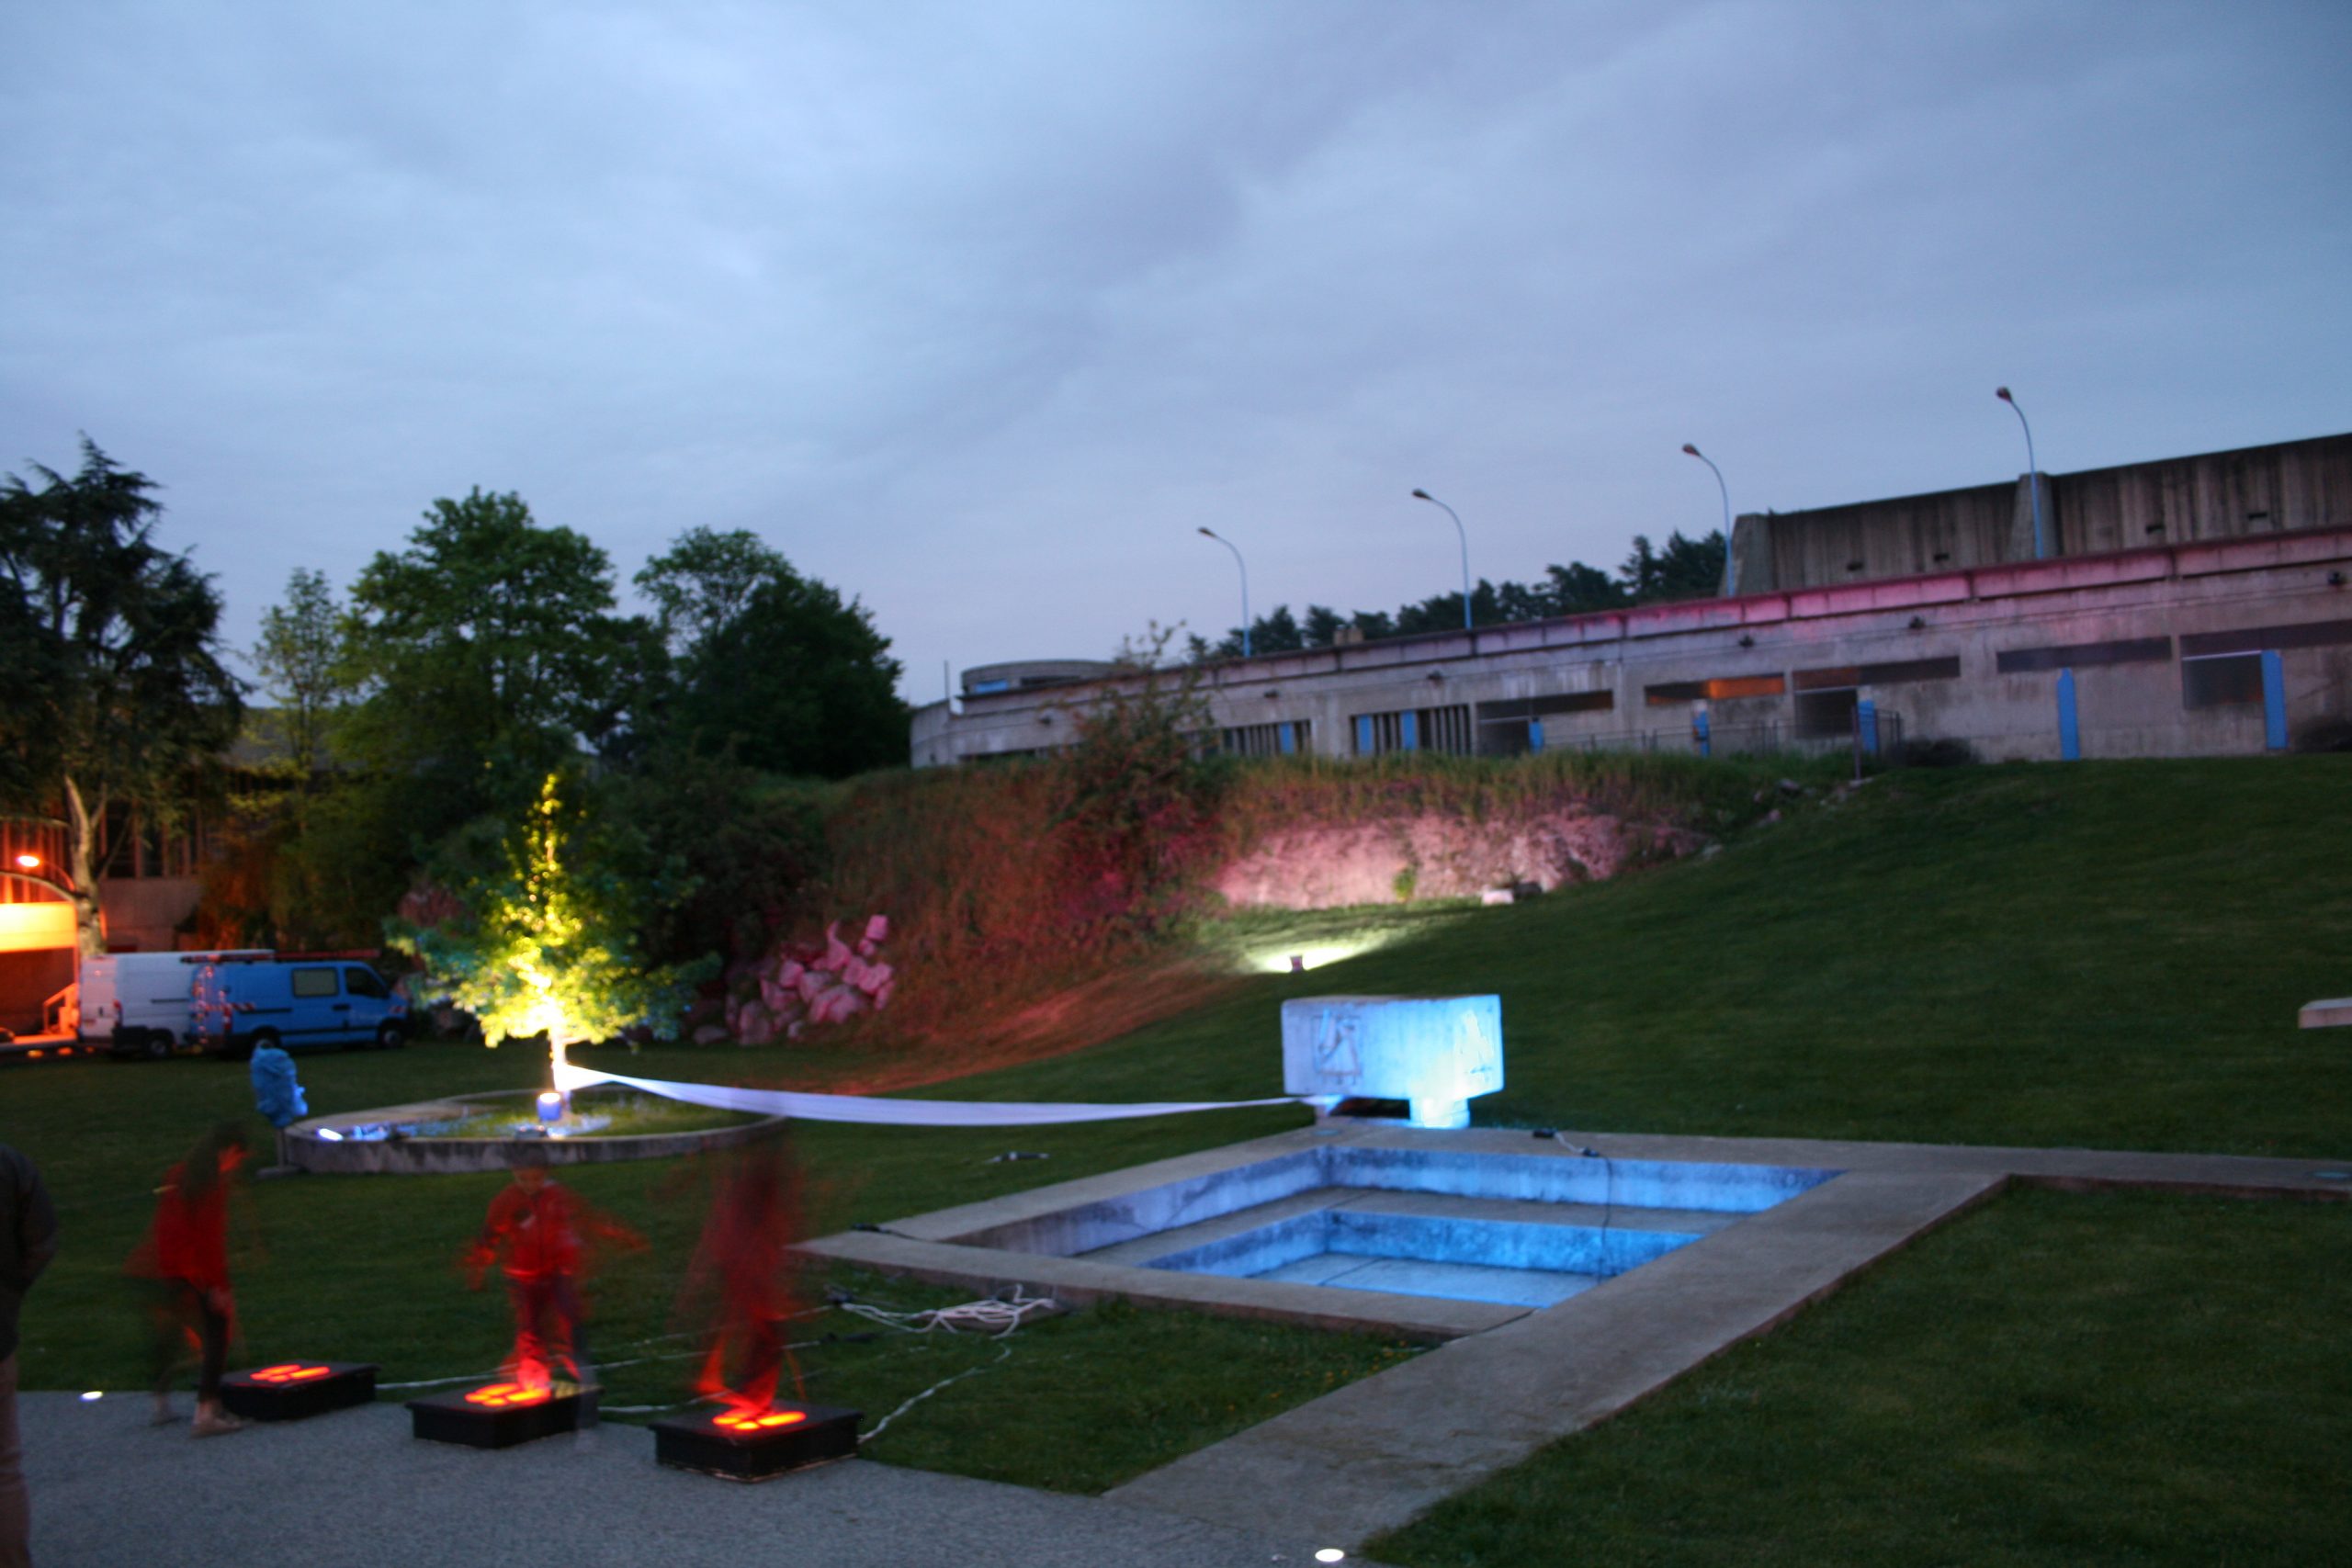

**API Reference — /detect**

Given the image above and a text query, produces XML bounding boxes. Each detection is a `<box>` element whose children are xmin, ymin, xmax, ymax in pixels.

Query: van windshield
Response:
<box><xmin>345</xmin><ymin>966</ymin><xmax>389</xmax><ymax>999</ymax></box>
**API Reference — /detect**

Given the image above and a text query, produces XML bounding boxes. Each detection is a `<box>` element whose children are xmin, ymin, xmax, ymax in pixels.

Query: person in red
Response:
<box><xmin>678</xmin><ymin>1128</ymin><xmax>808</xmax><ymax>1416</ymax></box>
<box><xmin>126</xmin><ymin>1123</ymin><xmax>253</xmax><ymax>1438</ymax></box>
<box><xmin>462</xmin><ymin>1150</ymin><xmax>642</xmax><ymax>1393</ymax></box>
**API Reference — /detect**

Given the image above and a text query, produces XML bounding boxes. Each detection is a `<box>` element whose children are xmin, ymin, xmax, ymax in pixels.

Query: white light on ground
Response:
<box><xmin>1316</xmin><ymin>1551</ymin><xmax>1346</xmax><ymax>1563</ymax></box>
<box><xmin>316</xmin><ymin>1127</ymin><xmax>344</xmax><ymax>1142</ymax></box>
<box><xmin>79</xmin><ymin>1391</ymin><xmax>102</xmax><ymax>1402</ymax></box>
<box><xmin>1252</xmin><ymin>937</ymin><xmax>1395</xmax><ymax>975</ymax></box>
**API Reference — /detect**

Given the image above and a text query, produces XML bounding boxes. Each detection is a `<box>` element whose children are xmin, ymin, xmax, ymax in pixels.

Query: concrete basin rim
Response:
<box><xmin>283</xmin><ymin>1087</ymin><xmax>791</xmax><ymax>1174</ymax></box>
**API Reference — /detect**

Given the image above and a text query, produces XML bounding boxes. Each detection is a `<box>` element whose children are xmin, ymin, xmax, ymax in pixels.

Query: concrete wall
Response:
<box><xmin>1735</xmin><ymin>432</ymin><xmax>2352</xmax><ymax>592</ymax></box>
<box><xmin>921</xmin><ymin>526</ymin><xmax>2352</xmax><ymax>766</ymax></box>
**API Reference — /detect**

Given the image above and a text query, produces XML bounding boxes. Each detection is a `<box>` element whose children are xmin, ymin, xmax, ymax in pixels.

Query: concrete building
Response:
<box><xmin>912</xmin><ymin>433</ymin><xmax>2352</xmax><ymax>768</ymax></box>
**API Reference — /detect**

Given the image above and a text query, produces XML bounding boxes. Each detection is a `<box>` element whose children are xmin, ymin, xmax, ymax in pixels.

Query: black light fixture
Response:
<box><xmin>1737</xmin><ymin>634</ymin><xmax>1755</xmax><ymax>649</ymax></box>
<box><xmin>2329</xmin><ymin>570</ymin><xmax>2346</xmax><ymax>588</ymax></box>
<box><xmin>1908</xmin><ymin>615</ymin><xmax>1927</xmax><ymax>630</ymax></box>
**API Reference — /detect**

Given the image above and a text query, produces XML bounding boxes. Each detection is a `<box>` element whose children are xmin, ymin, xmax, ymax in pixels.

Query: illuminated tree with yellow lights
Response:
<box><xmin>394</xmin><ymin>773</ymin><xmax>705</xmax><ymax>1092</ymax></box>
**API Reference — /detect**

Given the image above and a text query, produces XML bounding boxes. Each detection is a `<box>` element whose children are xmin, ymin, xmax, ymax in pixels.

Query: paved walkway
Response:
<box><xmin>21</xmin><ymin>1391</ymin><xmax>1382</xmax><ymax>1567</ymax></box>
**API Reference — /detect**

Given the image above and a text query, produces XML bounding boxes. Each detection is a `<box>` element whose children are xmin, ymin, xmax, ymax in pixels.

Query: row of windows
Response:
<box><xmin>1229</xmin><ymin>615</ymin><xmax>2348</xmax><ymax>763</ymax></box>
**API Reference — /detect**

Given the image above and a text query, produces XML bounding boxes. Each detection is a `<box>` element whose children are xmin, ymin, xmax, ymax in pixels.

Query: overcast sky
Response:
<box><xmin>6</xmin><ymin>1</ymin><xmax>2348</xmax><ymax>706</ymax></box>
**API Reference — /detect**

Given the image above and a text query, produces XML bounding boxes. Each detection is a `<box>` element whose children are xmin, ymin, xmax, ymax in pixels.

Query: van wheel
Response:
<box><xmin>145</xmin><ymin>1032</ymin><xmax>172</xmax><ymax>1061</ymax></box>
<box><xmin>235</xmin><ymin>1030</ymin><xmax>276</xmax><ymax>1064</ymax></box>
<box><xmin>375</xmin><ymin>1021</ymin><xmax>407</xmax><ymax>1050</ymax></box>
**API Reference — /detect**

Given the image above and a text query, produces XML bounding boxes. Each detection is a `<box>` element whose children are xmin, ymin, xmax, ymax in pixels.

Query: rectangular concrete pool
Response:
<box><xmin>944</xmin><ymin>1141</ymin><xmax>1841</xmax><ymax>1310</ymax></box>
<box><xmin>799</xmin><ymin>1125</ymin><xmax>1849</xmax><ymax>1339</ymax></box>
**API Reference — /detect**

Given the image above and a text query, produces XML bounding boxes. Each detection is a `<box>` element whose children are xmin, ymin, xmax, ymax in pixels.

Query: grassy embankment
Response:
<box><xmin>5</xmin><ymin>755</ymin><xmax>2347</xmax><ymax>1554</ymax></box>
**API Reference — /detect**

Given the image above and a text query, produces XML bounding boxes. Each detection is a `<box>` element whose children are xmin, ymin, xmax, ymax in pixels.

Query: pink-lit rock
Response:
<box><xmin>1210</xmin><ymin>811</ymin><xmax>1702</xmax><ymax>911</ymax></box>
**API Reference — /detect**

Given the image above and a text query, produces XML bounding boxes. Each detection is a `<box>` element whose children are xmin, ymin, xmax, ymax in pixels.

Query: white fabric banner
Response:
<box><xmin>560</xmin><ymin>1064</ymin><xmax>1317</xmax><ymax>1128</ymax></box>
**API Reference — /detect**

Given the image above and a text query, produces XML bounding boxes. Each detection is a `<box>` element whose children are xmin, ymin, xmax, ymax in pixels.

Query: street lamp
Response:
<box><xmin>1681</xmin><ymin>444</ymin><xmax>1736</xmax><ymax>597</ymax></box>
<box><xmin>1996</xmin><ymin>387</ymin><xmax>2046</xmax><ymax>558</ymax></box>
<box><xmin>1409</xmin><ymin>490</ymin><xmax>1473</xmax><ymax>631</ymax></box>
<box><xmin>1197</xmin><ymin>526</ymin><xmax>1251</xmax><ymax>658</ymax></box>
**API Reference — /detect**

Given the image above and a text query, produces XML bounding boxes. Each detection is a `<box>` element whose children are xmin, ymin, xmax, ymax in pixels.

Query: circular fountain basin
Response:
<box><xmin>285</xmin><ymin>1088</ymin><xmax>787</xmax><ymax>1175</ymax></box>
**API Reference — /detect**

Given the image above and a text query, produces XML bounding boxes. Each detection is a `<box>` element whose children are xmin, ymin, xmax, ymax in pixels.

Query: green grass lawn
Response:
<box><xmin>3</xmin><ymin>755</ymin><xmax>2346</xmax><ymax>1556</ymax></box>
<box><xmin>1371</xmin><ymin>1187</ymin><xmax>2352</xmax><ymax>1568</ymax></box>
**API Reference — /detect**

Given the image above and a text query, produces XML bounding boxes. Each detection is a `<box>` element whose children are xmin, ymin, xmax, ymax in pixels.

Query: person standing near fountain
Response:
<box><xmin>127</xmin><ymin>1124</ymin><xmax>254</xmax><ymax>1438</ymax></box>
<box><xmin>463</xmin><ymin>1150</ymin><xmax>643</xmax><ymax>1396</ymax></box>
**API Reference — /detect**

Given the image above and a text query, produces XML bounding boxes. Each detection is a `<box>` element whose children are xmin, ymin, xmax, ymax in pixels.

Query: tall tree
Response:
<box><xmin>337</xmin><ymin>488</ymin><xmax>641</xmax><ymax>828</ymax></box>
<box><xmin>641</xmin><ymin>533</ymin><xmax>906</xmax><ymax>779</ymax></box>
<box><xmin>393</xmin><ymin>772</ymin><xmax>706</xmax><ymax>1083</ymax></box>
<box><xmin>1545</xmin><ymin>560</ymin><xmax>1628</xmax><ymax>615</ymax></box>
<box><xmin>663</xmin><ymin>571</ymin><xmax>906</xmax><ymax>778</ymax></box>
<box><xmin>1619</xmin><ymin>530</ymin><xmax>1726</xmax><ymax>604</ymax></box>
<box><xmin>636</xmin><ymin>526</ymin><xmax>788</xmax><ymax>656</ymax></box>
<box><xmin>0</xmin><ymin>439</ymin><xmax>242</xmax><ymax>953</ymax></box>
<box><xmin>253</xmin><ymin>568</ymin><xmax>345</xmax><ymax>780</ymax></box>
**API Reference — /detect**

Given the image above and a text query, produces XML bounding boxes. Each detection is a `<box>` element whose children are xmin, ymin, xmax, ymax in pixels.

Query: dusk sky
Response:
<box><xmin>6</xmin><ymin>1</ymin><xmax>2347</xmax><ymax>708</ymax></box>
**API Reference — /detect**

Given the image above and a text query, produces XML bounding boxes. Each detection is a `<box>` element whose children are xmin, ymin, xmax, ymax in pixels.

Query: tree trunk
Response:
<box><xmin>63</xmin><ymin>776</ymin><xmax>107</xmax><ymax>957</ymax></box>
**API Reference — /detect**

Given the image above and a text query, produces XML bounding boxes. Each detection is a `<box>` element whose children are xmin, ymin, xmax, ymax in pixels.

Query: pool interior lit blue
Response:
<box><xmin>958</xmin><ymin>1144</ymin><xmax>1841</xmax><ymax>1309</ymax></box>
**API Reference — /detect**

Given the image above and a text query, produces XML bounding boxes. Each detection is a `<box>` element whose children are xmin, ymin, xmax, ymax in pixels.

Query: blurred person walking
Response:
<box><xmin>127</xmin><ymin>1124</ymin><xmax>254</xmax><ymax>1437</ymax></box>
<box><xmin>463</xmin><ymin>1150</ymin><xmax>643</xmax><ymax>1394</ymax></box>
<box><xmin>677</xmin><ymin>1128</ymin><xmax>808</xmax><ymax>1416</ymax></box>
<box><xmin>2</xmin><ymin>1144</ymin><xmax>59</xmax><ymax>1568</ymax></box>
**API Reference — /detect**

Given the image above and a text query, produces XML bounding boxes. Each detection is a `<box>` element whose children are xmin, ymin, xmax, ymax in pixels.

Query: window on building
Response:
<box><xmin>2180</xmin><ymin>618</ymin><xmax>2352</xmax><ymax>658</ymax></box>
<box><xmin>1220</xmin><ymin>719</ymin><xmax>1310</xmax><ymax>758</ymax></box>
<box><xmin>1351</xmin><ymin>705</ymin><xmax>1471</xmax><ymax>756</ymax></box>
<box><xmin>1996</xmin><ymin>637</ymin><xmax>2170</xmax><ymax>674</ymax></box>
<box><xmin>1794</xmin><ymin>656</ymin><xmax>1962</xmax><ymax>689</ymax></box>
<box><xmin>1794</xmin><ymin>688</ymin><xmax>1859</xmax><ymax>739</ymax></box>
<box><xmin>1474</xmin><ymin>691</ymin><xmax>1615</xmax><ymax>755</ymax></box>
<box><xmin>2181</xmin><ymin>653</ymin><xmax>2266</xmax><ymax>708</ymax></box>
<box><xmin>1646</xmin><ymin>674</ymin><xmax>1785</xmax><ymax>706</ymax></box>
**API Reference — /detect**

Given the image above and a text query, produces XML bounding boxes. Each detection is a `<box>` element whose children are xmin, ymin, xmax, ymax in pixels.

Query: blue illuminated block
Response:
<box><xmin>1280</xmin><ymin>995</ymin><xmax>1504</xmax><ymax>1129</ymax></box>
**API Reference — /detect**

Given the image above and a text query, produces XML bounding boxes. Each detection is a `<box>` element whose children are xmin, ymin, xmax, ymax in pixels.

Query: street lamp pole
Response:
<box><xmin>1996</xmin><ymin>387</ymin><xmax>2045</xmax><ymax>558</ymax></box>
<box><xmin>1410</xmin><ymin>490</ymin><xmax>1473</xmax><ymax>630</ymax></box>
<box><xmin>1198</xmin><ymin>526</ymin><xmax>1251</xmax><ymax>658</ymax></box>
<box><xmin>1681</xmin><ymin>444</ymin><xmax>1736</xmax><ymax>597</ymax></box>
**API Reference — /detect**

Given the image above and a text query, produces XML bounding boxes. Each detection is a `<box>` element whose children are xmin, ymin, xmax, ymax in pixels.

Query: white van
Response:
<box><xmin>192</xmin><ymin>957</ymin><xmax>410</xmax><ymax>1058</ymax></box>
<box><xmin>77</xmin><ymin>951</ymin><xmax>273</xmax><ymax>1058</ymax></box>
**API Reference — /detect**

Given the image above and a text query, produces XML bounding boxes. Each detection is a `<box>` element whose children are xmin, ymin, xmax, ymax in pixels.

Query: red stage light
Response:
<box><xmin>464</xmin><ymin>1382</ymin><xmax>554</xmax><ymax>1408</ymax></box>
<box><xmin>714</xmin><ymin>1408</ymin><xmax>808</xmax><ymax>1431</ymax></box>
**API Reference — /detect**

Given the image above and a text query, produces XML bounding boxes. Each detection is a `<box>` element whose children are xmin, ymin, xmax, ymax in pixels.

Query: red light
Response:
<box><xmin>251</xmin><ymin>1362</ymin><xmax>335</xmax><ymax>1384</ymax></box>
<box><xmin>25</xmin><ymin>1051</ymin><xmax>41</xmax><ymax>1060</ymax></box>
<box><xmin>463</xmin><ymin>1382</ymin><xmax>551</xmax><ymax>1408</ymax></box>
<box><xmin>715</xmin><ymin>1407</ymin><xmax>808</xmax><ymax>1431</ymax></box>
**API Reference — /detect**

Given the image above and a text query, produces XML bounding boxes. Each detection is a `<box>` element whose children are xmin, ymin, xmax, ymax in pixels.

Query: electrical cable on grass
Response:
<box><xmin>862</xmin><ymin>1344</ymin><xmax>1013</xmax><ymax>1443</ymax></box>
<box><xmin>836</xmin><ymin>1286</ymin><xmax>1060</xmax><ymax>1337</ymax></box>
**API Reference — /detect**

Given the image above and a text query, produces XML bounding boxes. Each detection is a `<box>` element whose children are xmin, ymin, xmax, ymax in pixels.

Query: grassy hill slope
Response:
<box><xmin>963</xmin><ymin>756</ymin><xmax>2350</xmax><ymax>1157</ymax></box>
